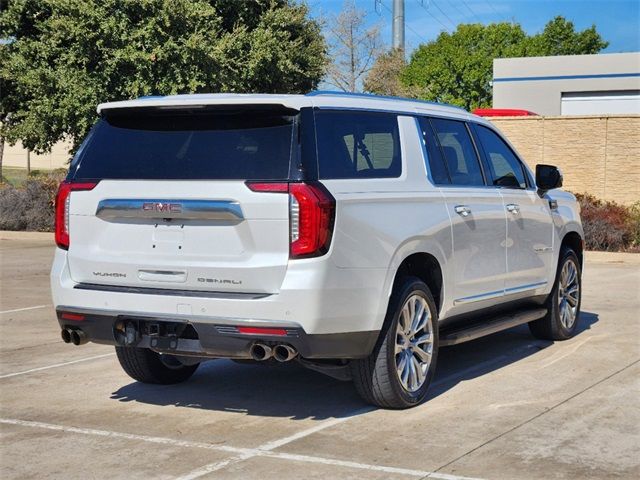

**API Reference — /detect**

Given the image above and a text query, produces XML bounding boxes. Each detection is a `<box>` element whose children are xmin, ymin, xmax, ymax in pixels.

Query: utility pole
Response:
<box><xmin>392</xmin><ymin>0</ymin><xmax>405</xmax><ymax>51</ymax></box>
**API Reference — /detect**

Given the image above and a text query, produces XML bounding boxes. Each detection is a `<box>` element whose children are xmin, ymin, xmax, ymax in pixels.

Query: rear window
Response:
<box><xmin>314</xmin><ymin>110</ymin><xmax>401</xmax><ymax>179</ymax></box>
<box><xmin>71</xmin><ymin>108</ymin><xmax>296</xmax><ymax>180</ymax></box>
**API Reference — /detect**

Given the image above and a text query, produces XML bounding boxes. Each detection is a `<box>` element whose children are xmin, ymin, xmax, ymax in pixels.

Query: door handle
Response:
<box><xmin>455</xmin><ymin>205</ymin><xmax>471</xmax><ymax>217</ymax></box>
<box><xmin>506</xmin><ymin>203</ymin><xmax>520</xmax><ymax>214</ymax></box>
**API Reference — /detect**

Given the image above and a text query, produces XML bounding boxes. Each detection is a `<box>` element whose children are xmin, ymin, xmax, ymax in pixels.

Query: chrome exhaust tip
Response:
<box><xmin>61</xmin><ymin>328</ymin><xmax>72</xmax><ymax>344</ymax></box>
<box><xmin>70</xmin><ymin>329</ymin><xmax>88</xmax><ymax>346</ymax></box>
<box><xmin>250</xmin><ymin>343</ymin><xmax>273</xmax><ymax>361</ymax></box>
<box><xmin>273</xmin><ymin>344</ymin><xmax>298</xmax><ymax>362</ymax></box>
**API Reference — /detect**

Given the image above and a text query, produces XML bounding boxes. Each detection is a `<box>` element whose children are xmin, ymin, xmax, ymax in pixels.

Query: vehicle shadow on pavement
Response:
<box><xmin>110</xmin><ymin>311</ymin><xmax>598</xmax><ymax>419</ymax></box>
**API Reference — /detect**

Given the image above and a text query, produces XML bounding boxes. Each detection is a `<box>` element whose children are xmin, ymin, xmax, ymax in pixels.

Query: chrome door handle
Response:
<box><xmin>455</xmin><ymin>205</ymin><xmax>471</xmax><ymax>217</ymax></box>
<box><xmin>506</xmin><ymin>203</ymin><xmax>520</xmax><ymax>214</ymax></box>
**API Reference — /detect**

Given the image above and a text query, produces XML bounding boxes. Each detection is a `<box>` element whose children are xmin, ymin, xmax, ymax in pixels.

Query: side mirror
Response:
<box><xmin>536</xmin><ymin>164</ymin><xmax>563</xmax><ymax>194</ymax></box>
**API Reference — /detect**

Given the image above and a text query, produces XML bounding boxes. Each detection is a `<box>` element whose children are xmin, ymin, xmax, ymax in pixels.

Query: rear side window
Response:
<box><xmin>430</xmin><ymin>118</ymin><xmax>485</xmax><ymax>187</ymax></box>
<box><xmin>474</xmin><ymin>125</ymin><xmax>527</xmax><ymax>189</ymax></box>
<box><xmin>314</xmin><ymin>110</ymin><xmax>401</xmax><ymax>179</ymax></box>
<box><xmin>71</xmin><ymin>108</ymin><xmax>296</xmax><ymax>180</ymax></box>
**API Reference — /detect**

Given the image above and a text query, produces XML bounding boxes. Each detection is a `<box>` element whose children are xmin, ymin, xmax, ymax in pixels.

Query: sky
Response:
<box><xmin>308</xmin><ymin>0</ymin><xmax>640</xmax><ymax>54</ymax></box>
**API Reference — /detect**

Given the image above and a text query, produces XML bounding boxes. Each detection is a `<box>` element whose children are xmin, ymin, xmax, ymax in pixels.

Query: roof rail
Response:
<box><xmin>305</xmin><ymin>90</ymin><xmax>466</xmax><ymax>111</ymax></box>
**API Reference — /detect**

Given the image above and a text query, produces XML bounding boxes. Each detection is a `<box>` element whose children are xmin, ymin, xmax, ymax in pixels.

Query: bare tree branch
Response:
<box><xmin>324</xmin><ymin>0</ymin><xmax>383</xmax><ymax>92</ymax></box>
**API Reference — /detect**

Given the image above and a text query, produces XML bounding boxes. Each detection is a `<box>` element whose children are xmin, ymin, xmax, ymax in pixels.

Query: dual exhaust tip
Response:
<box><xmin>61</xmin><ymin>328</ymin><xmax>88</xmax><ymax>346</ymax></box>
<box><xmin>250</xmin><ymin>343</ymin><xmax>297</xmax><ymax>362</ymax></box>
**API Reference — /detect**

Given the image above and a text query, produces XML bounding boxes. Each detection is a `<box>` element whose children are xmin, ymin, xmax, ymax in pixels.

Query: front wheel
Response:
<box><xmin>115</xmin><ymin>347</ymin><xmax>199</xmax><ymax>384</ymax></box>
<box><xmin>351</xmin><ymin>277</ymin><xmax>438</xmax><ymax>409</ymax></box>
<box><xmin>529</xmin><ymin>247</ymin><xmax>582</xmax><ymax>341</ymax></box>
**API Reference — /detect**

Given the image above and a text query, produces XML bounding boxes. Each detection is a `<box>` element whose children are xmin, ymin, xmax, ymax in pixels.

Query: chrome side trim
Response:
<box><xmin>95</xmin><ymin>199</ymin><xmax>243</xmax><ymax>221</ymax></box>
<box><xmin>454</xmin><ymin>281</ymin><xmax>548</xmax><ymax>305</ymax></box>
<box><xmin>504</xmin><ymin>281</ymin><xmax>548</xmax><ymax>295</ymax></box>
<box><xmin>453</xmin><ymin>288</ymin><xmax>503</xmax><ymax>305</ymax></box>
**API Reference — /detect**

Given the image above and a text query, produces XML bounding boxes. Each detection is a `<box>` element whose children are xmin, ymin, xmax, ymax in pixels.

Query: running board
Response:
<box><xmin>440</xmin><ymin>308</ymin><xmax>547</xmax><ymax>346</ymax></box>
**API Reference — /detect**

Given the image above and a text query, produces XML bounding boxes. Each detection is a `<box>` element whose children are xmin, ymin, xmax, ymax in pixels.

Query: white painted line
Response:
<box><xmin>1</xmin><ymin>418</ymin><xmax>484</xmax><ymax>480</ymax></box>
<box><xmin>0</xmin><ymin>353</ymin><xmax>115</xmax><ymax>379</ymax></box>
<box><xmin>259</xmin><ymin>450</ymin><xmax>483</xmax><ymax>479</ymax></box>
<box><xmin>175</xmin><ymin>453</ymin><xmax>255</xmax><ymax>480</ymax></box>
<box><xmin>257</xmin><ymin>407</ymin><xmax>374</xmax><ymax>451</ymax></box>
<box><xmin>0</xmin><ymin>305</ymin><xmax>49</xmax><ymax>314</ymax></box>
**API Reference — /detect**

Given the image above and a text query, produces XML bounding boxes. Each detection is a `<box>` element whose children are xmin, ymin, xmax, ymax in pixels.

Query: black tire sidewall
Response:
<box><xmin>383</xmin><ymin>278</ymin><xmax>439</xmax><ymax>406</ymax></box>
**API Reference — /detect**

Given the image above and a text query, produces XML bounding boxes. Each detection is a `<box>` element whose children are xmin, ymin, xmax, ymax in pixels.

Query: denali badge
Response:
<box><xmin>142</xmin><ymin>202</ymin><xmax>182</xmax><ymax>213</ymax></box>
<box><xmin>93</xmin><ymin>272</ymin><xmax>127</xmax><ymax>278</ymax></box>
<box><xmin>197</xmin><ymin>277</ymin><xmax>242</xmax><ymax>285</ymax></box>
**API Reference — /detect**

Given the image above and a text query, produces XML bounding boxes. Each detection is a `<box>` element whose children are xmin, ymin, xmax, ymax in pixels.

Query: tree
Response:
<box><xmin>402</xmin><ymin>16</ymin><xmax>608</xmax><ymax>110</ymax></box>
<box><xmin>528</xmin><ymin>16</ymin><xmax>609</xmax><ymax>56</ymax></box>
<box><xmin>325</xmin><ymin>0</ymin><xmax>382</xmax><ymax>92</ymax></box>
<box><xmin>364</xmin><ymin>48</ymin><xmax>426</xmax><ymax>98</ymax></box>
<box><xmin>0</xmin><ymin>0</ymin><xmax>327</xmax><ymax>163</ymax></box>
<box><xmin>402</xmin><ymin>23</ymin><xmax>529</xmax><ymax>110</ymax></box>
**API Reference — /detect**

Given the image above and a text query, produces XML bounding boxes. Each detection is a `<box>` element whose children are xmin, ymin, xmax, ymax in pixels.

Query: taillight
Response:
<box><xmin>55</xmin><ymin>181</ymin><xmax>98</xmax><ymax>250</ymax></box>
<box><xmin>246</xmin><ymin>181</ymin><xmax>336</xmax><ymax>259</ymax></box>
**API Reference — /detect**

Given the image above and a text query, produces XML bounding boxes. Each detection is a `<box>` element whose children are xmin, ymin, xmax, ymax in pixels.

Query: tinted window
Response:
<box><xmin>418</xmin><ymin>117</ymin><xmax>450</xmax><ymax>184</ymax></box>
<box><xmin>475</xmin><ymin>125</ymin><xmax>527</xmax><ymax>189</ymax></box>
<box><xmin>430</xmin><ymin>118</ymin><xmax>484</xmax><ymax>186</ymax></box>
<box><xmin>71</xmin><ymin>109</ymin><xmax>295</xmax><ymax>180</ymax></box>
<box><xmin>315</xmin><ymin>111</ymin><xmax>401</xmax><ymax>179</ymax></box>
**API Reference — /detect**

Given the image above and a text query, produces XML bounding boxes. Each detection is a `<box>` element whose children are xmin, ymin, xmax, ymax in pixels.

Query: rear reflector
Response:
<box><xmin>237</xmin><ymin>327</ymin><xmax>287</xmax><ymax>336</ymax></box>
<box><xmin>61</xmin><ymin>312</ymin><xmax>85</xmax><ymax>321</ymax></box>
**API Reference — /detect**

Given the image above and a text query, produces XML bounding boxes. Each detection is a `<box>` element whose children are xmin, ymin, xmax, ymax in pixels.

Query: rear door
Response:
<box><xmin>424</xmin><ymin>117</ymin><xmax>507</xmax><ymax>311</ymax></box>
<box><xmin>472</xmin><ymin>123</ymin><xmax>554</xmax><ymax>292</ymax></box>
<box><xmin>66</xmin><ymin>106</ymin><xmax>296</xmax><ymax>294</ymax></box>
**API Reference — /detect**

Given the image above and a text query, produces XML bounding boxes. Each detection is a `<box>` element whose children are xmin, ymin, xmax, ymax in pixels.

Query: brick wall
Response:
<box><xmin>490</xmin><ymin>115</ymin><xmax>640</xmax><ymax>205</ymax></box>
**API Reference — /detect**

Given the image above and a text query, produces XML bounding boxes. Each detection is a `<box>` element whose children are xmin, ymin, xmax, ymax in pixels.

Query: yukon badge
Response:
<box><xmin>93</xmin><ymin>271</ymin><xmax>127</xmax><ymax>278</ymax></box>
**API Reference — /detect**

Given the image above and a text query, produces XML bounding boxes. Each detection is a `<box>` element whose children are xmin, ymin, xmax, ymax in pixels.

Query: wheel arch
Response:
<box><xmin>560</xmin><ymin>230</ymin><xmax>584</xmax><ymax>268</ymax></box>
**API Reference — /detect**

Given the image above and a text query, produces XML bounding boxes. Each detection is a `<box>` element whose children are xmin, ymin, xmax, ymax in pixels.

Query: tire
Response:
<box><xmin>351</xmin><ymin>276</ymin><xmax>439</xmax><ymax>409</ymax></box>
<box><xmin>115</xmin><ymin>346</ymin><xmax>199</xmax><ymax>384</ymax></box>
<box><xmin>529</xmin><ymin>247</ymin><xmax>582</xmax><ymax>341</ymax></box>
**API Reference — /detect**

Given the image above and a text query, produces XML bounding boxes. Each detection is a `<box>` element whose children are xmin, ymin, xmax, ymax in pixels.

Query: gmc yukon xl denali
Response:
<box><xmin>52</xmin><ymin>92</ymin><xmax>584</xmax><ymax>408</ymax></box>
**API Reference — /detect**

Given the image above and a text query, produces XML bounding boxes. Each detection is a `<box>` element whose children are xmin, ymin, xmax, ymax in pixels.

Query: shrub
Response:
<box><xmin>0</xmin><ymin>170</ymin><xmax>67</xmax><ymax>232</ymax></box>
<box><xmin>575</xmin><ymin>193</ymin><xmax>640</xmax><ymax>252</ymax></box>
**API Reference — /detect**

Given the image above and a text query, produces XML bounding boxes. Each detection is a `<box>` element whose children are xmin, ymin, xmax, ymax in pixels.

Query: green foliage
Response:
<box><xmin>402</xmin><ymin>16</ymin><xmax>608</xmax><ymax>110</ymax></box>
<box><xmin>527</xmin><ymin>16</ymin><xmax>609</xmax><ymax>56</ymax></box>
<box><xmin>0</xmin><ymin>0</ymin><xmax>326</xmax><ymax>154</ymax></box>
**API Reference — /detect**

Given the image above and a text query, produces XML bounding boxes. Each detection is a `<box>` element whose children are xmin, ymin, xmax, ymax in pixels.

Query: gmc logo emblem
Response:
<box><xmin>142</xmin><ymin>202</ymin><xmax>182</xmax><ymax>213</ymax></box>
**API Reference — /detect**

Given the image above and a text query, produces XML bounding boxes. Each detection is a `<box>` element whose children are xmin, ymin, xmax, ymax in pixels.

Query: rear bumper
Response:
<box><xmin>56</xmin><ymin>307</ymin><xmax>378</xmax><ymax>359</ymax></box>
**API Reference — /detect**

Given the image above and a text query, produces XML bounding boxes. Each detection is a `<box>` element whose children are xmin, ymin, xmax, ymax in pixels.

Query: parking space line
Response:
<box><xmin>0</xmin><ymin>417</ymin><xmax>483</xmax><ymax>480</ymax></box>
<box><xmin>0</xmin><ymin>353</ymin><xmax>115</xmax><ymax>379</ymax></box>
<box><xmin>0</xmin><ymin>305</ymin><xmax>50</xmax><ymax>314</ymax></box>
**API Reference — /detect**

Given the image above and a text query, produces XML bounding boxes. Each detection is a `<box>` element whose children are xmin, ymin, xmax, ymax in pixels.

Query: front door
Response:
<box><xmin>428</xmin><ymin>118</ymin><xmax>507</xmax><ymax>311</ymax></box>
<box><xmin>472</xmin><ymin>123</ymin><xmax>554</xmax><ymax>293</ymax></box>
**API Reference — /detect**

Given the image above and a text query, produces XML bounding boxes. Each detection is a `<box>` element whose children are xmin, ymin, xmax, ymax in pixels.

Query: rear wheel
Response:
<box><xmin>351</xmin><ymin>277</ymin><xmax>438</xmax><ymax>409</ymax></box>
<box><xmin>529</xmin><ymin>248</ymin><xmax>582</xmax><ymax>341</ymax></box>
<box><xmin>115</xmin><ymin>347</ymin><xmax>199</xmax><ymax>384</ymax></box>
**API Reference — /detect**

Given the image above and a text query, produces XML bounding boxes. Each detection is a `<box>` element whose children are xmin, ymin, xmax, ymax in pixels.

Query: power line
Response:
<box><xmin>380</xmin><ymin>1</ymin><xmax>431</xmax><ymax>43</ymax></box>
<box><xmin>460</xmin><ymin>0</ymin><xmax>482</xmax><ymax>23</ymax></box>
<box><xmin>413</xmin><ymin>0</ymin><xmax>453</xmax><ymax>32</ymax></box>
<box><xmin>428</xmin><ymin>1</ymin><xmax>458</xmax><ymax>30</ymax></box>
<box><xmin>483</xmin><ymin>0</ymin><xmax>506</xmax><ymax>21</ymax></box>
<box><xmin>442</xmin><ymin>0</ymin><xmax>471</xmax><ymax>22</ymax></box>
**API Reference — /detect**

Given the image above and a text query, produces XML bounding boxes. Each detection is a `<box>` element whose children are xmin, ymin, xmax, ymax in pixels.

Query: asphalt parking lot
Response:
<box><xmin>1</xmin><ymin>233</ymin><xmax>638</xmax><ymax>480</ymax></box>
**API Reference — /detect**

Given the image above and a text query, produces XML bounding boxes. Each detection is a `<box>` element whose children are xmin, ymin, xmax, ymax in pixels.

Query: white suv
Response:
<box><xmin>51</xmin><ymin>92</ymin><xmax>584</xmax><ymax>408</ymax></box>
